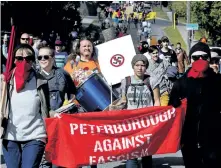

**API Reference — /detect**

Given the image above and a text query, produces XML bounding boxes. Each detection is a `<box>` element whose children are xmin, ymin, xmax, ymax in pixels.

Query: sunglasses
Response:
<box><xmin>15</xmin><ymin>56</ymin><xmax>34</xmax><ymax>62</ymax></box>
<box><xmin>162</xmin><ymin>40</ymin><xmax>169</xmax><ymax>43</ymax></box>
<box><xmin>210</xmin><ymin>58</ymin><xmax>220</xmax><ymax>65</ymax></box>
<box><xmin>192</xmin><ymin>54</ymin><xmax>209</xmax><ymax>61</ymax></box>
<box><xmin>37</xmin><ymin>55</ymin><xmax>51</xmax><ymax>60</ymax></box>
<box><xmin>21</xmin><ymin>38</ymin><xmax>30</xmax><ymax>41</ymax></box>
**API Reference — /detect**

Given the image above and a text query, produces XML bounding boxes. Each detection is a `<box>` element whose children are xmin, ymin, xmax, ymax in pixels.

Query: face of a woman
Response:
<box><xmin>79</xmin><ymin>40</ymin><xmax>93</xmax><ymax>59</ymax></box>
<box><xmin>14</xmin><ymin>49</ymin><xmax>34</xmax><ymax>66</ymax></box>
<box><xmin>151</xmin><ymin>49</ymin><xmax>159</xmax><ymax>62</ymax></box>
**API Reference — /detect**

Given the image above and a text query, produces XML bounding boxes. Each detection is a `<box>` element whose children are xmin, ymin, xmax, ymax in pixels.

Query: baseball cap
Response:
<box><xmin>55</xmin><ymin>40</ymin><xmax>63</xmax><ymax>46</ymax></box>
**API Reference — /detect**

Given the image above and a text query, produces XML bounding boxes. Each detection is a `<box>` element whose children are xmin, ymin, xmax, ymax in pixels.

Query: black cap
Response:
<box><xmin>189</xmin><ymin>42</ymin><xmax>211</xmax><ymax>60</ymax></box>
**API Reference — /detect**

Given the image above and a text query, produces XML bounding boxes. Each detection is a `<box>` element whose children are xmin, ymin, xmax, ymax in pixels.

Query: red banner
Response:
<box><xmin>45</xmin><ymin>100</ymin><xmax>187</xmax><ymax>168</ymax></box>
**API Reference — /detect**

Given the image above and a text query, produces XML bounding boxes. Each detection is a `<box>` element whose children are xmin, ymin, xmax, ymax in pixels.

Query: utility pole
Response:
<box><xmin>186</xmin><ymin>1</ymin><xmax>191</xmax><ymax>52</ymax></box>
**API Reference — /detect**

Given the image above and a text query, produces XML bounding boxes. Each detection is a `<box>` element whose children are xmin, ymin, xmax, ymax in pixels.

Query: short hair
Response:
<box><xmin>39</xmin><ymin>46</ymin><xmax>55</xmax><ymax>57</ymax></box>
<box><xmin>177</xmin><ymin>42</ymin><xmax>181</xmax><ymax>45</ymax></box>
<box><xmin>13</xmin><ymin>44</ymin><xmax>35</xmax><ymax>62</ymax></box>
<box><xmin>20</xmin><ymin>33</ymin><xmax>30</xmax><ymax>38</ymax></box>
<box><xmin>148</xmin><ymin>45</ymin><xmax>159</xmax><ymax>53</ymax></box>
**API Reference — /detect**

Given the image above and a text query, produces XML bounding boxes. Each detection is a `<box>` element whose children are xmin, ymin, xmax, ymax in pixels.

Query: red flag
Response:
<box><xmin>3</xmin><ymin>25</ymin><xmax>16</xmax><ymax>83</ymax></box>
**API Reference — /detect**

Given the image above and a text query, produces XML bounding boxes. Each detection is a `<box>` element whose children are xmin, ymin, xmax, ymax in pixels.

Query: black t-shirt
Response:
<box><xmin>160</xmin><ymin>49</ymin><xmax>178</xmax><ymax>64</ymax></box>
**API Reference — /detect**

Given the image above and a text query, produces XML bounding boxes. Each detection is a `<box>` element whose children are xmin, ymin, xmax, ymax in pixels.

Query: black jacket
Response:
<box><xmin>169</xmin><ymin>68</ymin><xmax>221</xmax><ymax>147</ymax></box>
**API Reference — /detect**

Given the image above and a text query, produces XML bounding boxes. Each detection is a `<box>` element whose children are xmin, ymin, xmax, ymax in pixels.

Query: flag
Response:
<box><xmin>3</xmin><ymin>25</ymin><xmax>16</xmax><ymax>83</ymax></box>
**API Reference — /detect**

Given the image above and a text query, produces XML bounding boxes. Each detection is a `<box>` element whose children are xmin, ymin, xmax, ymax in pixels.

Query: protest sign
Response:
<box><xmin>95</xmin><ymin>35</ymin><xmax>136</xmax><ymax>85</ymax></box>
<box><xmin>45</xmin><ymin>100</ymin><xmax>187</xmax><ymax>168</ymax></box>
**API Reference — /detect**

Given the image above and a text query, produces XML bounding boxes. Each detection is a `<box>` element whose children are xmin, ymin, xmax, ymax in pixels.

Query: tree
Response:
<box><xmin>168</xmin><ymin>1</ymin><xmax>221</xmax><ymax>45</ymax></box>
<box><xmin>168</xmin><ymin>1</ymin><xmax>186</xmax><ymax>17</ymax></box>
<box><xmin>1</xmin><ymin>1</ymin><xmax>82</xmax><ymax>40</ymax></box>
<box><xmin>191</xmin><ymin>1</ymin><xmax>221</xmax><ymax>46</ymax></box>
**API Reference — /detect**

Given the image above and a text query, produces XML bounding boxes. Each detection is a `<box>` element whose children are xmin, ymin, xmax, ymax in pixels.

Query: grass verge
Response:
<box><xmin>152</xmin><ymin>7</ymin><xmax>169</xmax><ymax>20</ymax></box>
<box><xmin>164</xmin><ymin>26</ymin><xmax>187</xmax><ymax>51</ymax></box>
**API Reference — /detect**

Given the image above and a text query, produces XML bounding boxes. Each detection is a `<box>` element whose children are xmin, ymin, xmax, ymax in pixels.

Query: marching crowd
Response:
<box><xmin>1</xmin><ymin>2</ymin><xmax>221</xmax><ymax>168</ymax></box>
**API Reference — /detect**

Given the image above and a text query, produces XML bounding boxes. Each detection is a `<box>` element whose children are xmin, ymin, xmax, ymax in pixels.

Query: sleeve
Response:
<box><xmin>183</xmin><ymin>50</ymin><xmax>190</xmax><ymax>64</ymax></box>
<box><xmin>120</xmin><ymin>78</ymin><xmax>127</xmax><ymax>96</ymax></box>
<box><xmin>2</xmin><ymin>44</ymin><xmax>8</xmax><ymax>59</ymax></box>
<box><xmin>149</xmin><ymin>76</ymin><xmax>160</xmax><ymax>90</ymax></box>
<box><xmin>168</xmin><ymin>79</ymin><xmax>183</xmax><ymax>108</ymax></box>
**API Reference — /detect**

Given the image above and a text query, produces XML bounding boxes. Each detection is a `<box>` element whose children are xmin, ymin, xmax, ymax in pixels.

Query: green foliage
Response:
<box><xmin>168</xmin><ymin>1</ymin><xmax>186</xmax><ymax>17</ymax></box>
<box><xmin>191</xmin><ymin>1</ymin><xmax>221</xmax><ymax>45</ymax></box>
<box><xmin>168</xmin><ymin>1</ymin><xmax>221</xmax><ymax>45</ymax></box>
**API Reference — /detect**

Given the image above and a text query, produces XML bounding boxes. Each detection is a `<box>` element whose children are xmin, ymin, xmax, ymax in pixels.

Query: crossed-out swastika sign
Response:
<box><xmin>110</xmin><ymin>54</ymin><xmax>125</xmax><ymax>67</ymax></box>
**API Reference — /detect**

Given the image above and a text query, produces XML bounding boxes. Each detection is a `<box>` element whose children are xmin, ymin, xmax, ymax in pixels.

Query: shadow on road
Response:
<box><xmin>113</xmin><ymin>157</ymin><xmax>184</xmax><ymax>168</ymax></box>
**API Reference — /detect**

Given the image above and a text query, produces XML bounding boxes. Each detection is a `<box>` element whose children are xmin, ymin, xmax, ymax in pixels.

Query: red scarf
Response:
<box><xmin>188</xmin><ymin>59</ymin><xmax>209</xmax><ymax>78</ymax></box>
<box><xmin>14</xmin><ymin>61</ymin><xmax>32</xmax><ymax>92</ymax></box>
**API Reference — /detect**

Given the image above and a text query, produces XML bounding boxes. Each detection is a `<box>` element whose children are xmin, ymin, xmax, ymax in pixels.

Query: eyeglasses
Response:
<box><xmin>152</xmin><ymin>52</ymin><xmax>158</xmax><ymax>55</ymax></box>
<box><xmin>21</xmin><ymin>38</ymin><xmax>30</xmax><ymax>41</ymax></box>
<box><xmin>210</xmin><ymin>58</ymin><xmax>220</xmax><ymax>65</ymax></box>
<box><xmin>37</xmin><ymin>55</ymin><xmax>51</xmax><ymax>60</ymax></box>
<box><xmin>192</xmin><ymin>54</ymin><xmax>209</xmax><ymax>61</ymax></box>
<box><xmin>15</xmin><ymin>56</ymin><xmax>34</xmax><ymax>62</ymax></box>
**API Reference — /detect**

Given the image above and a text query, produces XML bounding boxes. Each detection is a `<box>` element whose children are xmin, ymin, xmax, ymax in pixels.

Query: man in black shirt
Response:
<box><xmin>159</xmin><ymin>36</ymin><xmax>178</xmax><ymax>67</ymax></box>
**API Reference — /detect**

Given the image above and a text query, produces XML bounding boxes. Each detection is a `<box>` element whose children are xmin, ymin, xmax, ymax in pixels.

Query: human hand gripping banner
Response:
<box><xmin>45</xmin><ymin>100</ymin><xmax>187</xmax><ymax>168</ymax></box>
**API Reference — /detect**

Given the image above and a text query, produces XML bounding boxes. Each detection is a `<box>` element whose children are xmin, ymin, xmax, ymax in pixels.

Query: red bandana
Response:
<box><xmin>14</xmin><ymin>61</ymin><xmax>32</xmax><ymax>92</ymax></box>
<box><xmin>188</xmin><ymin>59</ymin><xmax>209</xmax><ymax>78</ymax></box>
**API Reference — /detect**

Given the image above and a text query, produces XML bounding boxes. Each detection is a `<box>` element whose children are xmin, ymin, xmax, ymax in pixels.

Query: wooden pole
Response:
<box><xmin>0</xmin><ymin>17</ymin><xmax>14</xmax><ymax>126</ymax></box>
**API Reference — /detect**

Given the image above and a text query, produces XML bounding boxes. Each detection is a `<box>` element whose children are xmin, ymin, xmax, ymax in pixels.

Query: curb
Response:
<box><xmin>156</xmin><ymin>17</ymin><xmax>170</xmax><ymax>21</ymax></box>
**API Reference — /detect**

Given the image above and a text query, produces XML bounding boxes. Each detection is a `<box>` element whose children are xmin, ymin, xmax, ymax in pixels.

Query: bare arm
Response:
<box><xmin>153</xmin><ymin>85</ymin><xmax>161</xmax><ymax>106</ymax></box>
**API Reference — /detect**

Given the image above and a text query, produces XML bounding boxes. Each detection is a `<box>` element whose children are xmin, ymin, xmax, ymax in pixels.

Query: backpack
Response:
<box><xmin>124</xmin><ymin>76</ymin><xmax>154</xmax><ymax>105</ymax></box>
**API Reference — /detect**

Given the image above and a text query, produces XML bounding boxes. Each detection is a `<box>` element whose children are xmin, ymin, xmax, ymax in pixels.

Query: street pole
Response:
<box><xmin>186</xmin><ymin>1</ymin><xmax>191</xmax><ymax>52</ymax></box>
<box><xmin>173</xmin><ymin>12</ymin><xmax>176</xmax><ymax>29</ymax></box>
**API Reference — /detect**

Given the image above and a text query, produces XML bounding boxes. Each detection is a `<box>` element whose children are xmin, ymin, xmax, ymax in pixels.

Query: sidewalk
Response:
<box><xmin>161</xmin><ymin>7</ymin><xmax>190</xmax><ymax>51</ymax></box>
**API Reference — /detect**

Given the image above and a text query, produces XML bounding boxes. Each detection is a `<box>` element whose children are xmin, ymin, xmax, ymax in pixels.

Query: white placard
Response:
<box><xmin>96</xmin><ymin>35</ymin><xmax>136</xmax><ymax>85</ymax></box>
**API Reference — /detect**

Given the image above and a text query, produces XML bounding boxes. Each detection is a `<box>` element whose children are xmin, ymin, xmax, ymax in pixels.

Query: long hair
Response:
<box><xmin>75</xmin><ymin>37</ymin><xmax>96</xmax><ymax>58</ymax></box>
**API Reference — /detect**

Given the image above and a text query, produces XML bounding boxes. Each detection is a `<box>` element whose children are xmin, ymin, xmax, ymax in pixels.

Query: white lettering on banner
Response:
<box><xmin>89</xmin><ymin>148</ymin><xmax>149</xmax><ymax>165</ymax></box>
<box><xmin>94</xmin><ymin>134</ymin><xmax>152</xmax><ymax>152</ymax></box>
<box><xmin>69</xmin><ymin>108</ymin><xmax>176</xmax><ymax>135</ymax></box>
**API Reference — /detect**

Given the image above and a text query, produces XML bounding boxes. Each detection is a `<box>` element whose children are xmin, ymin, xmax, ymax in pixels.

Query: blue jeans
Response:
<box><xmin>2</xmin><ymin>139</ymin><xmax>45</xmax><ymax>168</ymax></box>
<box><xmin>126</xmin><ymin>155</ymin><xmax>152</xmax><ymax>168</ymax></box>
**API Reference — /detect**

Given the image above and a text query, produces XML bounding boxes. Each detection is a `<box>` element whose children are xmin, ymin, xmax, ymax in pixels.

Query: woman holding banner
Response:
<box><xmin>1</xmin><ymin>44</ymin><xmax>47</xmax><ymax>168</ymax></box>
<box><xmin>110</xmin><ymin>54</ymin><xmax>161</xmax><ymax>168</ymax></box>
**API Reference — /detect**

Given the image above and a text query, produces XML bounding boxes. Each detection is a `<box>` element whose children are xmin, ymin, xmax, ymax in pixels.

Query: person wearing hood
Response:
<box><xmin>169</xmin><ymin>42</ymin><xmax>221</xmax><ymax>168</ymax></box>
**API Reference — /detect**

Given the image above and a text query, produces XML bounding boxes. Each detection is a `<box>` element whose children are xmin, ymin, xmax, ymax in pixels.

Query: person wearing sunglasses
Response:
<box><xmin>210</xmin><ymin>49</ymin><xmax>221</xmax><ymax>74</ymax></box>
<box><xmin>37</xmin><ymin>46</ymin><xmax>77</xmax><ymax>168</ymax></box>
<box><xmin>20</xmin><ymin>33</ymin><xmax>30</xmax><ymax>44</ymax></box>
<box><xmin>169</xmin><ymin>42</ymin><xmax>221</xmax><ymax>168</ymax></box>
<box><xmin>1</xmin><ymin>44</ymin><xmax>48</xmax><ymax>168</ymax></box>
